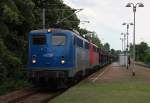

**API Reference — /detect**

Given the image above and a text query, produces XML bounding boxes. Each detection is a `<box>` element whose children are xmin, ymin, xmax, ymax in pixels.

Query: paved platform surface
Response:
<box><xmin>88</xmin><ymin>62</ymin><xmax>150</xmax><ymax>82</ymax></box>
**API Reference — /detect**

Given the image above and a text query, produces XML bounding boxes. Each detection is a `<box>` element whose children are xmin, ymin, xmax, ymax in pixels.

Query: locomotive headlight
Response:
<box><xmin>61</xmin><ymin>60</ymin><xmax>65</xmax><ymax>64</ymax></box>
<box><xmin>32</xmin><ymin>59</ymin><xmax>36</xmax><ymax>64</ymax></box>
<box><xmin>48</xmin><ymin>28</ymin><xmax>52</xmax><ymax>32</ymax></box>
<box><xmin>32</xmin><ymin>55</ymin><xmax>37</xmax><ymax>64</ymax></box>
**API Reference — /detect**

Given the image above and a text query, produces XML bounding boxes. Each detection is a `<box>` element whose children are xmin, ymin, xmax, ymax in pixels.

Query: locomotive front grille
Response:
<box><xmin>30</xmin><ymin>70</ymin><xmax>67</xmax><ymax>78</ymax></box>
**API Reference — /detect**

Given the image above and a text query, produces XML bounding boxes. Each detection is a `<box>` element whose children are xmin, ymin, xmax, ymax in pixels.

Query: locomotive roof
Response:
<box><xmin>30</xmin><ymin>28</ymin><xmax>66</xmax><ymax>34</ymax></box>
<box><xmin>29</xmin><ymin>28</ymin><xmax>98</xmax><ymax>48</ymax></box>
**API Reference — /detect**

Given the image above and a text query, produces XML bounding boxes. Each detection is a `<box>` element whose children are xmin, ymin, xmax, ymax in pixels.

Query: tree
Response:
<box><xmin>136</xmin><ymin>42</ymin><xmax>149</xmax><ymax>61</ymax></box>
<box><xmin>0</xmin><ymin>0</ymin><xmax>81</xmax><ymax>84</ymax></box>
<box><xmin>0</xmin><ymin>0</ymin><xmax>37</xmax><ymax>85</ymax></box>
<box><xmin>91</xmin><ymin>32</ymin><xmax>103</xmax><ymax>48</ymax></box>
<box><xmin>144</xmin><ymin>47</ymin><xmax>150</xmax><ymax>65</ymax></box>
<box><xmin>129</xmin><ymin>42</ymin><xmax>149</xmax><ymax>62</ymax></box>
<box><xmin>103</xmin><ymin>43</ymin><xmax>110</xmax><ymax>52</ymax></box>
<box><xmin>33</xmin><ymin>0</ymin><xmax>79</xmax><ymax>29</ymax></box>
<box><xmin>110</xmin><ymin>49</ymin><xmax>115</xmax><ymax>55</ymax></box>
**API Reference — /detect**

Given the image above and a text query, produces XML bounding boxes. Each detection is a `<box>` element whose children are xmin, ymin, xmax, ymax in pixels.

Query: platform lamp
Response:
<box><xmin>125</xmin><ymin>2</ymin><xmax>144</xmax><ymax>76</ymax></box>
<box><xmin>122</xmin><ymin>22</ymin><xmax>133</xmax><ymax>69</ymax></box>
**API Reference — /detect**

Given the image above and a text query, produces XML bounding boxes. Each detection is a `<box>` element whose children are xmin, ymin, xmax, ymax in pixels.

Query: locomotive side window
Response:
<box><xmin>76</xmin><ymin>37</ymin><xmax>83</xmax><ymax>48</ymax></box>
<box><xmin>93</xmin><ymin>46</ymin><xmax>97</xmax><ymax>52</ymax></box>
<box><xmin>32</xmin><ymin>35</ymin><xmax>46</xmax><ymax>45</ymax></box>
<box><xmin>74</xmin><ymin>36</ymin><xmax>76</xmax><ymax>45</ymax></box>
<box><xmin>52</xmin><ymin>35</ymin><xmax>66</xmax><ymax>46</ymax></box>
<box><xmin>85</xmin><ymin>42</ymin><xmax>89</xmax><ymax>49</ymax></box>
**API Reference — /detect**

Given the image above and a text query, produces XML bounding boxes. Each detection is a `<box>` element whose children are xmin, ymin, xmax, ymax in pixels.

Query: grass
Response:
<box><xmin>51</xmin><ymin>79</ymin><xmax>150</xmax><ymax>103</ymax></box>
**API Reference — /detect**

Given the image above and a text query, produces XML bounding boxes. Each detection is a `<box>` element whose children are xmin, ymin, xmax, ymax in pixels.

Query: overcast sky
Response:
<box><xmin>63</xmin><ymin>0</ymin><xmax>150</xmax><ymax>50</ymax></box>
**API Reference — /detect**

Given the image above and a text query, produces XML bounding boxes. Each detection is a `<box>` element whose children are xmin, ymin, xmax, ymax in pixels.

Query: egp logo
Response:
<box><xmin>43</xmin><ymin>53</ymin><xmax>54</xmax><ymax>58</ymax></box>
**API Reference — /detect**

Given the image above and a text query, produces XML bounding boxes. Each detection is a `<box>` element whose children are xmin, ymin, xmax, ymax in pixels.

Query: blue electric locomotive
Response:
<box><xmin>28</xmin><ymin>28</ymin><xmax>109</xmax><ymax>86</ymax></box>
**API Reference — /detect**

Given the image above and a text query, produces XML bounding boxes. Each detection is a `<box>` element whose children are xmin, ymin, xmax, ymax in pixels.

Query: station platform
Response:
<box><xmin>51</xmin><ymin>62</ymin><xmax>150</xmax><ymax>103</ymax></box>
<box><xmin>89</xmin><ymin>62</ymin><xmax>150</xmax><ymax>82</ymax></box>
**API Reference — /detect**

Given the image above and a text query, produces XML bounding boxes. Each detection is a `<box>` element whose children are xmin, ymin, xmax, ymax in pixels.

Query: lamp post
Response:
<box><xmin>121</xmin><ymin>33</ymin><xmax>126</xmax><ymax>53</ymax></box>
<box><xmin>125</xmin><ymin>2</ymin><xmax>144</xmax><ymax>76</ymax></box>
<box><xmin>122</xmin><ymin>22</ymin><xmax>133</xmax><ymax>69</ymax></box>
<box><xmin>120</xmin><ymin>38</ymin><xmax>124</xmax><ymax>52</ymax></box>
<box><xmin>121</xmin><ymin>33</ymin><xmax>126</xmax><ymax>66</ymax></box>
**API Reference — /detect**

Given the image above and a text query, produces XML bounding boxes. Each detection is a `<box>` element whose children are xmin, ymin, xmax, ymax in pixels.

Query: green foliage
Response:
<box><xmin>0</xmin><ymin>38</ymin><xmax>22</xmax><ymax>83</ymax></box>
<box><xmin>0</xmin><ymin>0</ymin><xmax>82</xmax><ymax>93</ymax></box>
<box><xmin>143</xmin><ymin>48</ymin><xmax>150</xmax><ymax>67</ymax></box>
<box><xmin>33</xmin><ymin>0</ymin><xmax>79</xmax><ymax>29</ymax></box>
<box><xmin>91</xmin><ymin>33</ymin><xmax>103</xmax><ymax>48</ymax></box>
<box><xmin>103</xmin><ymin>42</ymin><xmax>110</xmax><ymax>52</ymax></box>
<box><xmin>129</xmin><ymin>42</ymin><xmax>150</xmax><ymax>65</ymax></box>
<box><xmin>77</xmin><ymin>28</ymin><xmax>89</xmax><ymax>35</ymax></box>
<box><xmin>77</xmin><ymin>28</ymin><xmax>103</xmax><ymax>47</ymax></box>
<box><xmin>0</xmin><ymin>39</ymin><xmax>9</xmax><ymax>82</ymax></box>
<box><xmin>136</xmin><ymin>42</ymin><xmax>149</xmax><ymax>61</ymax></box>
<box><xmin>0</xmin><ymin>0</ymin><xmax>35</xmax><ymax>89</ymax></box>
<box><xmin>0</xmin><ymin>79</ymin><xmax>30</xmax><ymax>95</ymax></box>
<box><xmin>2</xmin><ymin>1</ymin><xmax>20</xmax><ymax>24</ymax></box>
<box><xmin>144</xmin><ymin>54</ymin><xmax>150</xmax><ymax>66</ymax></box>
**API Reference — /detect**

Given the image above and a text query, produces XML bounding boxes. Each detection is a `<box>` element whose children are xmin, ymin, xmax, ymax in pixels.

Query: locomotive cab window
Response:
<box><xmin>32</xmin><ymin>35</ymin><xmax>46</xmax><ymax>45</ymax></box>
<box><xmin>52</xmin><ymin>35</ymin><xmax>66</xmax><ymax>46</ymax></box>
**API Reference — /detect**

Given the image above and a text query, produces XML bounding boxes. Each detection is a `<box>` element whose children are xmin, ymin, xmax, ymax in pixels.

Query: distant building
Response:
<box><xmin>118</xmin><ymin>53</ymin><xmax>128</xmax><ymax>66</ymax></box>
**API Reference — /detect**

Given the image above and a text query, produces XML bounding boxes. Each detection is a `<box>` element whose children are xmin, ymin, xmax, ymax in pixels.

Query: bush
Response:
<box><xmin>144</xmin><ymin>54</ymin><xmax>150</xmax><ymax>67</ymax></box>
<box><xmin>0</xmin><ymin>79</ymin><xmax>30</xmax><ymax>95</ymax></box>
<box><xmin>0</xmin><ymin>38</ymin><xmax>26</xmax><ymax>82</ymax></box>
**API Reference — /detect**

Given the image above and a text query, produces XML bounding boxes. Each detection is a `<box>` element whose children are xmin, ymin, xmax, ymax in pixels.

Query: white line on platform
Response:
<box><xmin>92</xmin><ymin>66</ymin><xmax>110</xmax><ymax>83</ymax></box>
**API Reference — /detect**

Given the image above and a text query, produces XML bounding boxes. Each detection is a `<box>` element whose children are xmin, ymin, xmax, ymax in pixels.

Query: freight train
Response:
<box><xmin>28</xmin><ymin>28</ymin><xmax>113</xmax><ymax>87</ymax></box>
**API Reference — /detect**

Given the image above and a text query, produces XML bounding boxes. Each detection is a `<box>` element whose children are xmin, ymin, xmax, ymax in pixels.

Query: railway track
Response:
<box><xmin>0</xmin><ymin>67</ymin><xmax>109</xmax><ymax>103</ymax></box>
<box><xmin>0</xmin><ymin>88</ymin><xmax>65</xmax><ymax>103</ymax></box>
<box><xmin>0</xmin><ymin>64</ymin><xmax>114</xmax><ymax>103</ymax></box>
<box><xmin>15</xmin><ymin>90</ymin><xmax>64</xmax><ymax>103</ymax></box>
